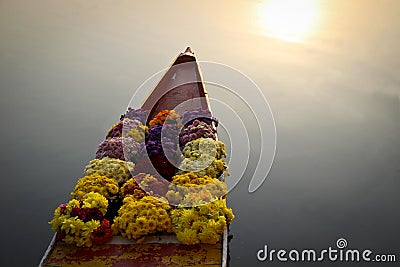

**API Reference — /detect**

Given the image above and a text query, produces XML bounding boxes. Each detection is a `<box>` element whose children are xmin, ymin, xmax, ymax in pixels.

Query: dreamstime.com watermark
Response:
<box><xmin>257</xmin><ymin>238</ymin><xmax>397</xmax><ymax>263</ymax></box>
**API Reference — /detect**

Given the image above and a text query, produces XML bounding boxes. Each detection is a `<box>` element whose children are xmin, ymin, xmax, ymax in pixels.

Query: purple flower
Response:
<box><xmin>58</xmin><ymin>203</ymin><xmax>67</xmax><ymax>214</ymax></box>
<box><xmin>96</xmin><ymin>137</ymin><xmax>143</xmax><ymax>162</ymax></box>
<box><xmin>84</xmin><ymin>208</ymin><xmax>103</xmax><ymax>221</ymax></box>
<box><xmin>120</xmin><ymin>108</ymin><xmax>149</xmax><ymax>124</ymax></box>
<box><xmin>179</xmin><ymin>119</ymin><xmax>217</xmax><ymax>147</ymax></box>
<box><xmin>181</xmin><ymin>108</ymin><xmax>214</xmax><ymax>126</ymax></box>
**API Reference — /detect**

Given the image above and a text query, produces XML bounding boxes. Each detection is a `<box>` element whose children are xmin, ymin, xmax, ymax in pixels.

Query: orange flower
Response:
<box><xmin>149</xmin><ymin>110</ymin><xmax>180</xmax><ymax>128</ymax></box>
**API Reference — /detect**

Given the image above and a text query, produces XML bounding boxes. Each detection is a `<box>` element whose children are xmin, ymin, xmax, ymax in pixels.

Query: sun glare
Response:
<box><xmin>259</xmin><ymin>0</ymin><xmax>318</xmax><ymax>42</ymax></box>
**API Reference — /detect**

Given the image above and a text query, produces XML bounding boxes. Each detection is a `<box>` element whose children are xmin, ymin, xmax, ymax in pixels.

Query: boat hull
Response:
<box><xmin>40</xmin><ymin>229</ymin><xmax>227</xmax><ymax>267</ymax></box>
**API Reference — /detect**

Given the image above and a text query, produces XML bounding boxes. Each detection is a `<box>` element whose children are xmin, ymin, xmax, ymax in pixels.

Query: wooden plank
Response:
<box><xmin>42</xmin><ymin>242</ymin><xmax>222</xmax><ymax>267</ymax></box>
<box><xmin>41</xmin><ymin>230</ymin><xmax>227</xmax><ymax>267</ymax></box>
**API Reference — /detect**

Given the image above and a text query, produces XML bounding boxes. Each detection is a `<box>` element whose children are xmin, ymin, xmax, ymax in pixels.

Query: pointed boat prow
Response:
<box><xmin>142</xmin><ymin>47</ymin><xmax>210</xmax><ymax>123</ymax></box>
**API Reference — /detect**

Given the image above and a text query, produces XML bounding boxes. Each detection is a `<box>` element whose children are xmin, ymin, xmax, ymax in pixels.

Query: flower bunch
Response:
<box><xmin>81</xmin><ymin>191</ymin><xmax>110</xmax><ymax>215</ymax></box>
<box><xmin>134</xmin><ymin>173</ymin><xmax>169</xmax><ymax>197</ymax></box>
<box><xmin>123</xmin><ymin>122</ymin><xmax>147</xmax><ymax>143</ymax></box>
<box><xmin>148</xmin><ymin>110</ymin><xmax>181</xmax><ymax>128</ymax></box>
<box><xmin>71</xmin><ymin>174</ymin><xmax>119</xmax><ymax>201</ymax></box>
<box><xmin>112</xmin><ymin>196</ymin><xmax>173</xmax><ymax>239</ymax></box>
<box><xmin>179</xmin><ymin>119</ymin><xmax>216</xmax><ymax>147</ymax></box>
<box><xmin>181</xmin><ymin>108</ymin><xmax>214</xmax><ymax>126</ymax></box>
<box><xmin>120</xmin><ymin>108</ymin><xmax>149</xmax><ymax>124</ymax></box>
<box><xmin>84</xmin><ymin>157</ymin><xmax>134</xmax><ymax>184</ymax></box>
<box><xmin>170</xmin><ymin>198</ymin><xmax>234</xmax><ymax>245</ymax></box>
<box><xmin>177</xmin><ymin>138</ymin><xmax>228</xmax><ymax>179</ymax></box>
<box><xmin>177</xmin><ymin>157</ymin><xmax>228</xmax><ymax>179</ymax></box>
<box><xmin>120</xmin><ymin>177</ymin><xmax>147</xmax><ymax>200</ymax></box>
<box><xmin>92</xmin><ymin>219</ymin><xmax>113</xmax><ymax>244</ymax></box>
<box><xmin>49</xmin><ymin>192</ymin><xmax>111</xmax><ymax>247</ymax></box>
<box><xmin>166</xmin><ymin>172</ymin><xmax>227</xmax><ymax>206</ymax></box>
<box><xmin>181</xmin><ymin>138</ymin><xmax>226</xmax><ymax>160</ymax></box>
<box><xmin>106</xmin><ymin>121</ymin><xmax>124</xmax><ymax>140</ymax></box>
<box><xmin>106</xmin><ymin>119</ymin><xmax>147</xmax><ymax>142</ymax></box>
<box><xmin>140</xmin><ymin>124</ymin><xmax>180</xmax><ymax>180</ymax></box>
<box><xmin>144</xmin><ymin>124</ymin><xmax>180</xmax><ymax>160</ymax></box>
<box><xmin>96</xmin><ymin>137</ymin><xmax>142</xmax><ymax>162</ymax></box>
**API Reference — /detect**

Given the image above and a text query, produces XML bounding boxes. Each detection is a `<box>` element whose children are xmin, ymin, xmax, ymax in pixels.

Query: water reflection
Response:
<box><xmin>257</xmin><ymin>0</ymin><xmax>320</xmax><ymax>42</ymax></box>
<box><xmin>0</xmin><ymin>0</ymin><xmax>399</xmax><ymax>266</ymax></box>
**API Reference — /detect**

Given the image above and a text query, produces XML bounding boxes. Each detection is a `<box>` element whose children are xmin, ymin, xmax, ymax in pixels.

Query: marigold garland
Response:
<box><xmin>71</xmin><ymin>174</ymin><xmax>119</xmax><ymax>201</ymax></box>
<box><xmin>112</xmin><ymin>196</ymin><xmax>173</xmax><ymax>239</ymax></box>
<box><xmin>84</xmin><ymin>157</ymin><xmax>134</xmax><ymax>184</ymax></box>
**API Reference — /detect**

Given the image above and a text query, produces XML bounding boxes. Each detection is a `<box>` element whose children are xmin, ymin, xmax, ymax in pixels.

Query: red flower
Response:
<box><xmin>92</xmin><ymin>219</ymin><xmax>113</xmax><ymax>245</ymax></box>
<box><xmin>56</xmin><ymin>231</ymin><xmax>66</xmax><ymax>241</ymax></box>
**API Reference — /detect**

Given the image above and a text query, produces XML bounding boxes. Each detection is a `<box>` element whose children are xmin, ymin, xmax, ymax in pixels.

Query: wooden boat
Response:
<box><xmin>40</xmin><ymin>47</ymin><xmax>229</xmax><ymax>267</ymax></box>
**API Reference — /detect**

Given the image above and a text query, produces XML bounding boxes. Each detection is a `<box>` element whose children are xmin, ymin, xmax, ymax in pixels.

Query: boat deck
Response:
<box><xmin>41</xmin><ymin>229</ymin><xmax>227</xmax><ymax>267</ymax></box>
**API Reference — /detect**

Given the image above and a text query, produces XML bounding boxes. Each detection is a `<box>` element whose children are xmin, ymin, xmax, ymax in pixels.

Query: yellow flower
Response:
<box><xmin>71</xmin><ymin>174</ymin><xmax>119</xmax><ymax>201</ymax></box>
<box><xmin>169</xmin><ymin>197</ymin><xmax>234</xmax><ymax>245</ymax></box>
<box><xmin>179</xmin><ymin>209</ymin><xmax>198</xmax><ymax>228</ymax></box>
<box><xmin>198</xmin><ymin>227</ymin><xmax>220</xmax><ymax>244</ymax></box>
<box><xmin>176</xmin><ymin>228</ymin><xmax>198</xmax><ymax>245</ymax></box>
<box><xmin>82</xmin><ymin>192</ymin><xmax>108</xmax><ymax>215</ymax></box>
<box><xmin>146</xmin><ymin>218</ymin><xmax>157</xmax><ymax>232</ymax></box>
<box><xmin>84</xmin><ymin>157</ymin><xmax>135</xmax><ymax>184</ymax></box>
<box><xmin>112</xmin><ymin>196</ymin><xmax>172</xmax><ymax>240</ymax></box>
<box><xmin>68</xmin><ymin>199</ymin><xmax>80</xmax><ymax>207</ymax></box>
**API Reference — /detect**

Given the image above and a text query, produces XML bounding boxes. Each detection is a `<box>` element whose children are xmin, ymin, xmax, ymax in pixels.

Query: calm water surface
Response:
<box><xmin>0</xmin><ymin>1</ymin><xmax>399</xmax><ymax>266</ymax></box>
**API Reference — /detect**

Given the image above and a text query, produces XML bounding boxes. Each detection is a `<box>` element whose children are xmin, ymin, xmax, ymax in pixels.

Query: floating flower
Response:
<box><xmin>83</xmin><ymin>157</ymin><xmax>134</xmax><ymax>184</ymax></box>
